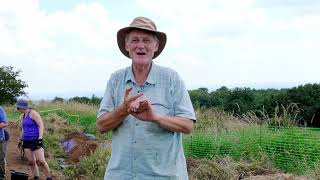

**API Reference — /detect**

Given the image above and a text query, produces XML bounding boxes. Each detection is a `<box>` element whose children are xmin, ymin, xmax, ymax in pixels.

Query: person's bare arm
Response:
<box><xmin>96</xmin><ymin>104</ymin><xmax>129</xmax><ymax>133</ymax></box>
<box><xmin>129</xmin><ymin>100</ymin><xmax>194</xmax><ymax>134</ymax></box>
<box><xmin>30</xmin><ymin>110</ymin><xmax>44</xmax><ymax>139</ymax></box>
<box><xmin>154</xmin><ymin>115</ymin><xmax>194</xmax><ymax>134</ymax></box>
<box><xmin>97</xmin><ymin>87</ymin><xmax>143</xmax><ymax>133</ymax></box>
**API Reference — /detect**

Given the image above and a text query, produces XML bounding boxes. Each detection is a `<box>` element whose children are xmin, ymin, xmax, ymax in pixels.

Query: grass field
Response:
<box><xmin>4</xmin><ymin>102</ymin><xmax>320</xmax><ymax>179</ymax></box>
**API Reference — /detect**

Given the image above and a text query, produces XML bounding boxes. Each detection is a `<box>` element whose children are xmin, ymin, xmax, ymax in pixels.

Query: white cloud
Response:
<box><xmin>1</xmin><ymin>0</ymin><xmax>320</xmax><ymax>99</ymax></box>
<box><xmin>277</xmin><ymin>15</ymin><xmax>320</xmax><ymax>33</ymax></box>
<box><xmin>0</xmin><ymin>1</ymin><xmax>118</xmax><ymax>56</ymax></box>
<box><xmin>45</xmin><ymin>2</ymin><xmax>119</xmax><ymax>49</ymax></box>
<box><xmin>0</xmin><ymin>0</ymin><xmax>52</xmax><ymax>55</ymax></box>
<box><xmin>0</xmin><ymin>0</ymin><xmax>125</xmax><ymax>98</ymax></box>
<box><xmin>137</xmin><ymin>0</ymin><xmax>267</xmax><ymax>55</ymax></box>
<box><xmin>137</xmin><ymin>0</ymin><xmax>320</xmax><ymax>88</ymax></box>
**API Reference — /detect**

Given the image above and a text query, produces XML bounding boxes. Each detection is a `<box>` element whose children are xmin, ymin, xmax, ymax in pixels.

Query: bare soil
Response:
<box><xmin>61</xmin><ymin>131</ymin><xmax>99</xmax><ymax>164</ymax></box>
<box><xmin>5</xmin><ymin>121</ymin><xmax>99</xmax><ymax>180</ymax></box>
<box><xmin>5</xmin><ymin>122</ymin><xmax>64</xmax><ymax>180</ymax></box>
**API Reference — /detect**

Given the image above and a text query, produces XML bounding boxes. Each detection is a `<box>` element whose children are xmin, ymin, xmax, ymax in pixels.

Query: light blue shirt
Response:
<box><xmin>98</xmin><ymin>63</ymin><xmax>196</xmax><ymax>180</ymax></box>
<box><xmin>0</xmin><ymin>106</ymin><xmax>7</xmax><ymax>141</ymax></box>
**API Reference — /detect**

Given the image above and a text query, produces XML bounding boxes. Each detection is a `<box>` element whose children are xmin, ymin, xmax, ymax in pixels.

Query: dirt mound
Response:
<box><xmin>61</xmin><ymin>132</ymin><xmax>99</xmax><ymax>164</ymax></box>
<box><xmin>45</xmin><ymin>113</ymin><xmax>81</xmax><ymax>135</ymax></box>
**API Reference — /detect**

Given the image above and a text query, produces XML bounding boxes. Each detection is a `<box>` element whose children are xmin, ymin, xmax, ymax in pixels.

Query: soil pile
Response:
<box><xmin>61</xmin><ymin>132</ymin><xmax>99</xmax><ymax>164</ymax></box>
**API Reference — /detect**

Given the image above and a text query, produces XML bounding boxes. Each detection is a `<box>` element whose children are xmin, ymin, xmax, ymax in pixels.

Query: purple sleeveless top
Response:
<box><xmin>22</xmin><ymin>111</ymin><xmax>39</xmax><ymax>140</ymax></box>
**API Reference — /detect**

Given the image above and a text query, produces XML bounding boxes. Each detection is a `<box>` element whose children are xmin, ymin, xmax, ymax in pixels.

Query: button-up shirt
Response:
<box><xmin>98</xmin><ymin>63</ymin><xmax>196</xmax><ymax>180</ymax></box>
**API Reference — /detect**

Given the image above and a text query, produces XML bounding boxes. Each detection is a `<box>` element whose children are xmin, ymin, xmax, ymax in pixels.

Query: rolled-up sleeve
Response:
<box><xmin>97</xmin><ymin>74</ymin><xmax>115</xmax><ymax>118</ymax></box>
<box><xmin>172</xmin><ymin>72</ymin><xmax>196</xmax><ymax>121</ymax></box>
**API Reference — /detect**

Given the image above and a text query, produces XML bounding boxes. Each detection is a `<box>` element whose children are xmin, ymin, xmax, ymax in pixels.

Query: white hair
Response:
<box><xmin>124</xmin><ymin>29</ymin><xmax>159</xmax><ymax>43</ymax></box>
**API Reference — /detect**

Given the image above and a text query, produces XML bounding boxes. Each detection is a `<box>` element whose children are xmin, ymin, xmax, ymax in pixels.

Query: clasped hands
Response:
<box><xmin>122</xmin><ymin>87</ymin><xmax>157</xmax><ymax>122</ymax></box>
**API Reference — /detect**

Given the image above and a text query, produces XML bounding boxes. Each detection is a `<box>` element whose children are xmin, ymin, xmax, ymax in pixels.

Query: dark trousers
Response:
<box><xmin>0</xmin><ymin>141</ymin><xmax>6</xmax><ymax>180</ymax></box>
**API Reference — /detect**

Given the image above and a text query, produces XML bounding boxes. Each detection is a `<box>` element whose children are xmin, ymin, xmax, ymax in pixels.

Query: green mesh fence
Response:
<box><xmin>39</xmin><ymin>108</ymin><xmax>80</xmax><ymax>124</ymax></box>
<box><xmin>261</xmin><ymin>127</ymin><xmax>320</xmax><ymax>173</ymax></box>
<box><xmin>183</xmin><ymin>126</ymin><xmax>320</xmax><ymax>174</ymax></box>
<box><xmin>6</xmin><ymin>108</ymin><xmax>80</xmax><ymax>124</ymax></box>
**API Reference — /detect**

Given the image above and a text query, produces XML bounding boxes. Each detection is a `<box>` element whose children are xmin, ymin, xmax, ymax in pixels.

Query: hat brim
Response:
<box><xmin>117</xmin><ymin>27</ymin><xmax>167</xmax><ymax>59</ymax></box>
<box><xmin>16</xmin><ymin>105</ymin><xmax>28</xmax><ymax>109</ymax></box>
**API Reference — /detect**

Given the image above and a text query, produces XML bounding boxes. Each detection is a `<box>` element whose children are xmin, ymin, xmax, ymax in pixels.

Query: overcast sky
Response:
<box><xmin>1</xmin><ymin>0</ymin><xmax>320</xmax><ymax>100</ymax></box>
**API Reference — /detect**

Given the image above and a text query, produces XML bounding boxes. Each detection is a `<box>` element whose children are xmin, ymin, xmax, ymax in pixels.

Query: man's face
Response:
<box><xmin>125</xmin><ymin>30</ymin><xmax>159</xmax><ymax>65</ymax></box>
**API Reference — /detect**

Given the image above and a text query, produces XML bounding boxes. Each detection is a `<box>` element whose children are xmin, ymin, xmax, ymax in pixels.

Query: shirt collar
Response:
<box><xmin>125</xmin><ymin>62</ymin><xmax>157</xmax><ymax>85</ymax></box>
<box><xmin>125</xmin><ymin>66</ymin><xmax>135</xmax><ymax>84</ymax></box>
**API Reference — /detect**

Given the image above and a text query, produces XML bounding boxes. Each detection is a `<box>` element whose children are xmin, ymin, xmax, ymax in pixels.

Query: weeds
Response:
<box><xmin>64</xmin><ymin>147</ymin><xmax>110</xmax><ymax>180</ymax></box>
<box><xmin>3</xmin><ymin>101</ymin><xmax>319</xmax><ymax>179</ymax></box>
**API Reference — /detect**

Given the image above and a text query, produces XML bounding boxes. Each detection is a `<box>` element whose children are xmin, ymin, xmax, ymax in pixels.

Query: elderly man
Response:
<box><xmin>0</xmin><ymin>106</ymin><xmax>8</xmax><ymax>180</ymax></box>
<box><xmin>97</xmin><ymin>16</ymin><xmax>196</xmax><ymax>180</ymax></box>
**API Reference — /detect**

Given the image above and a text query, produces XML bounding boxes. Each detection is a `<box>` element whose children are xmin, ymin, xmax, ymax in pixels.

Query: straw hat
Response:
<box><xmin>117</xmin><ymin>17</ymin><xmax>167</xmax><ymax>59</ymax></box>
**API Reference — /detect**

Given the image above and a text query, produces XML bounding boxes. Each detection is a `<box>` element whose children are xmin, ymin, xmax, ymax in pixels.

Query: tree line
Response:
<box><xmin>52</xmin><ymin>95</ymin><xmax>102</xmax><ymax>105</ymax></box>
<box><xmin>189</xmin><ymin>84</ymin><xmax>320</xmax><ymax>127</ymax></box>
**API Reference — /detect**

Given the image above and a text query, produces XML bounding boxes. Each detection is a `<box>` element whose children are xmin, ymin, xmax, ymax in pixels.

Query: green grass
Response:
<box><xmin>184</xmin><ymin>128</ymin><xmax>262</xmax><ymax>160</ymax></box>
<box><xmin>184</xmin><ymin>126</ymin><xmax>320</xmax><ymax>175</ymax></box>
<box><xmin>4</xmin><ymin>102</ymin><xmax>320</xmax><ymax>178</ymax></box>
<box><xmin>260</xmin><ymin>127</ymin><xmax>320</xmax><ymax>174</ymax></box>
<box><xmin>6</xmin><ymin>111</ymin><xmax>20</xmax><ymax>121</ymax></box>
<box><xmin>63</xmin><ymin>147</ymin><xmax>110</xmax><ymax>180</ymax></box>
<box><xmin>78</xmin><ymin>114</ymin><xmax>97</xmax><ymax>134</ymax></box>
<box><xmin>188</xmin><ymin>154</ymin><xmax>274</xmax><ymax>180</ymax></box>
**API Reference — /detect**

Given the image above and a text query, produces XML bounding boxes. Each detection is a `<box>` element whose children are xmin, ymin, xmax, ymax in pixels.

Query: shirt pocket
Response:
<box><xmin>151</xmin><ymin>102</ymin><xmax>172</xmax><ymax>116</ymax></box>
<box><xmin>145</xmin><ymin>102</ymin><xmax>172</xmax><ymax>134</ymax></box>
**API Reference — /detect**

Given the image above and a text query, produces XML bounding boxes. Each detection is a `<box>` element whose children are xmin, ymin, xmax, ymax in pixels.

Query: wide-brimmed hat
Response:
<box><xmin>16</xmin><ymin>99</ymin><xmax>29</xmax><ymax>109</ymax></box>
<box><xmin>117</xmin><ymin>16</ymin><xmax>167</xmax><ymax>59</ymax></box>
